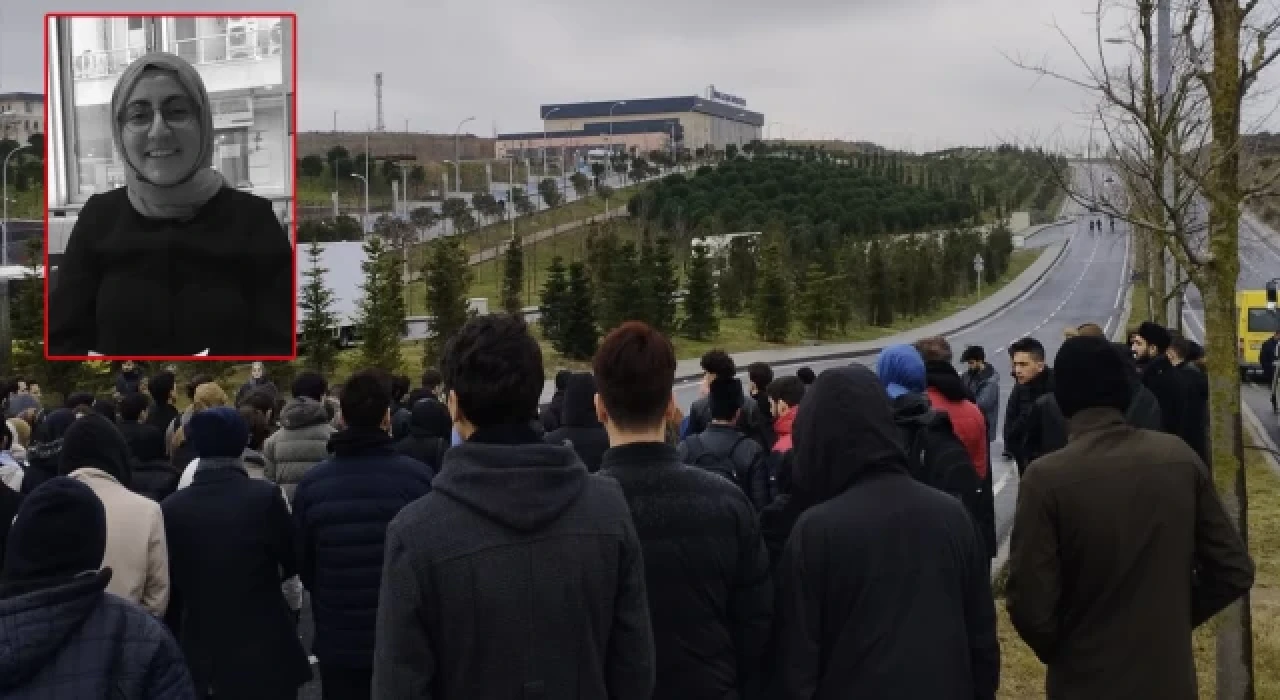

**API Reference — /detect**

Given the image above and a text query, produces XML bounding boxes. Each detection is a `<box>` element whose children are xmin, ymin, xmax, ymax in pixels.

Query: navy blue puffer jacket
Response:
<box><xmin>292</xmin><ymin>426</ymin><xmax>435</xmax><ymax>669</ymax></box>
<box><xmin>0</xmin><ymin>569</ymin><xmax>195</xmax><ymax>699</ymax></box>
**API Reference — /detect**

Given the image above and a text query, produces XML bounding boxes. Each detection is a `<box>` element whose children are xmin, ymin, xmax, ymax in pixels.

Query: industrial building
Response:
<box><xmin>495</xmin><ymin>86</ymin><xmax>764</xmax><ymax>163</ymax></box>
<box><xmin>0</xmin><ymin>93</ymin><xmax>44</xmax><ymax>145</ymax></box>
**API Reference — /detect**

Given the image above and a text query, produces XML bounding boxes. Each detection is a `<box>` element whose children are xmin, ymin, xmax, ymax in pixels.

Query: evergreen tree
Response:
<box><xmin>718</xmin><ymin>258</ymin><xmax>746</xmax><ymax>317</ymax></box>
<box><xmin>357</xmin><ymin>235</ymin><xmax>406</xmax><ymax>373</ymax></box>
<box><xmin>298</xmin><ymin>237</ymin><xmax>340</xmax><ymax>375</ymax></box>
<box><xmin>798</xmin><ymin>262</ymin><xmax>833</xmax><ymax>339</ymax></box>
<box><xmin>752</xmin><ymin>239</ymin><xmax>791</xmax><ymax>342</ymax></box>
<box><xmin>422</xmin><ymin>235</ymin><xmax>474</xmax><ymax>369</ymax></box>
<box><xmin>601</xmin><ymin>241</ymin><xmax>642</xmax><ymax>331</ymax></box>
<box><xmin>559</xmin><ymin>261</ymin><xmax>598</xmax><ymax>360</ymax></box>
<box><xmin>540</xmin><ymin>256</ymin><xmax>569</xmax><ymax>349</ymax></box>
<box><xmin>643</xmin><ymin>236</ymin><xmax>678</xmax><ymax>333</ymax></box>
<box><xmin>683</xmin><ymin>242</ymin><xmax>718</xmax><ymax>340</ymax></box>
<box><xmin>867</xmin><ymin>239</ymin><xmax>893</xmax><ymax>326</ymax></box>
<box><xmin>501</xmin><ymin>233</ymin><xmax>525</xmax><ymax>314</ymax></box>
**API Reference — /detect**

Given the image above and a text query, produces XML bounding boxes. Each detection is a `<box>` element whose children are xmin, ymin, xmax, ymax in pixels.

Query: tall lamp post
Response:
<box><xmin>608</xmin><ymin>101</ymin><xmax>626</xmax><ymax>183</ymax></box>
<box><xmin>542</xmin><ymin>106</ymin><xmax>561</xmax><ymax>178</ymax></box>
<box><xmin>454</xmin><ymin>116</ymin><xmax>475</xmax><ymax>195</ymax></box>
<box><xmin>2</xmin><ymin>144</ymin><xmax>31</xmax><ymax>267</ymax></box>
<box><xmin>350</xmin><ymin>173</ymin><xmax>369</xmax><ymax>234</ymax></box>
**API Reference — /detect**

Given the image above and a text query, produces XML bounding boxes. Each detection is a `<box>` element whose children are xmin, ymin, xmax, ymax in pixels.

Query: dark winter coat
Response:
<box><xmin>48</xmin><ymin>187</ymin><xmax>293</xmax><ymax>357</ymax></box>
<box><xmin>372</xmin><ymin>424</ymin><xmax>655</xmax><ymax>700</ymax></box>
<box><xmin>1006</xmin><ymin>408</ymin><xmax>1254</xmax><ymax>700</ymax></box>
<box><xmin>118</xmin><ymin>420</ymin><xmax>179</xmax><ymax>502</ymax></box>
<box><xmin>115</xmin><ymin>371</ymin><xmax>144</xmax><ymax>396</ymax></box>
<box><xmin>962</xmin><ymin>363</ymin><xmax>1001</xmax><ymax>443</ymax></box>
<box><xmin>776</xmin><ymin>366</ymin><xmax>999</xmax><ymax>700</ymax></box>
<box><xmin>1025</xmin><ymin>383</ymin><xmax>1163</xmax><ymax>465</ymax></box>
<box><xmin>393</xmin><ymin>399</ymin><xmax>452</xmax><ymax>472</ymax></box>
<box><xmin>0</xmin><ymin>570</ymin><xmax>195</xmax><ymax>699</ymax></box>
<box><xmin>1140</xmin><ymin>355</ymin><xmax>1188</xmax><ymax>437</ymax></box>
<box><xmin>599</xmin><ymin>442</ymin><xmax>773</xmax><ymax>700</ymax></box>
<box><xmin>235</xmin><ymin>378</ymin><xmax>278</xmax><ymax>406</ymax></box>
<box><xmin>678</xmin><ymin>423</ymin><xmax>771</xmax><ymax>510</ymax></box>
<box><xmin>544</xmin><ymin>374</ymin><xmax>611</xmax><ymax>472</ymax></box>
<box><xmin>1177</xmin><ymin>361</ymin><xmax>1210</xmax><ymax>462</ymax></box>
<box><xmin>1261</xmin><ymin>335</ymin><xmax>1278</xmax><ymax>382</ymax></box>
<box><xmin>539</xmin><ymin>390</ymin><xmax>566</xmax><ymax>434</ymax></box>
<box><xmin>293</xmin><ymin>427</ymin><xmax>435</xmax><ymax>670</ymax></box>
<box><xmin>686</xmin><ymin>392</ymin><xmax>775</xmax><ymax>451</ymax></box>
<box><xmin>0</xmin><ymin>482</ymin><xmax>20</xmax><ymax>571</ymax></box>
<box><xmin>143</xmin><ymin>402</ymin><xmax>180</xmax><ymax>437</ymax></box>
<box><xmin>1004</xmin><ymin>367</ymin><xmax>1055</xmax><ymax>471</ymax></box>
<box><xmin>161</xmin><ymin>467</ymin><xmax>312</xmax><ymax>698</ymax></box>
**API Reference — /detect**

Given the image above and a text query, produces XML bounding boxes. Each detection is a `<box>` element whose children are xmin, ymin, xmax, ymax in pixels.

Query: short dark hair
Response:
<box><xmin>795</xmin><ymin>367</ymin><xmax>816</xmax><ymax>385</ymax></box>
<box><xmin>239</xmin><ymin>387</ymin><xmax>276</xmax><ymax>418</ymax></box>
<box><xmin>186</xmin><ymin>374</ymin><xmax>214</xmax><ymax>400</ymax></box>
<box><xmin>1169</xmin><ymin>335</ymin><xmax>1194</xmax><ymax>360</ymax></box>
<box><xmin>148</xmin><ymin>371</ymin><xmax>175</xmax><ymax>403</ymax></box>
<box><xmin>291</xmin><ymin>371</ymin><xmax>328</xmax><ymax>402</ymax></box>
<box><xmin>65</xmin><ymin>392</ymin><xmax>95</xmax><ymax>410</ymax></box>
<box><xmin>767</xmin><ymin>376</ymin><xmax>806</xmax><ymax>407</ymax></box>
<box><xmin>700</xmin><ymin>349</ymin><xmax>735</xmax><ymax>379</ymax></box>
<box><xmin>421</xmin><ymin>368</ymin><xmax>443</xmax><ymax>391</ymax></box>
<box><xmin>708</xmin><ymin>377</ymin><xmax>744</xmax><ymax>421</ymax></box>
<box><xmin>442</xmin><ymin>314</ymin><xmax>544</xmax><ymax>427</ymax></box>
<box><xmin>239</xmin><ymin>405</ymin><xmax>271</xmax><ymax>450</ymax></box>
<box><xmin>91</xmin><ymin>398</ymin><xmax>117</xmax><ymax>423</ymax></box>
<box><xmin>118</xmin><ymin>392</ymin><xmax>151</xmax><ymax>422</ymax></box>
<box><xmin>593</xmin><ymin>322</ymin><xmax>677</xmax><ymax>431</ymax></box>
<box><xmin>1077</xmin><ymin>323</ymin><xmax>1106</xmax><ymax>337</ymax></box>
<box><xmin>747</xmin><ymin>362</ymin><xmax>774</xmax><ymax>392</ymax></box>
<box><xmin>391</xmin><ymin>375</ymin><xmax>410</xmax><ymax>402</ymax></box>
<box><xmin>341</xmin><ymin>370</ymin><xmax>393</xmax><ymax>429</ymax></box>
<box><xmin>960</xmin><ymin>345</ymin><xmax>986</xmax><ymax>363</ymax></box>
<box><xmin>1009</xmin><ymin>337</ymin><xmax>1045</xmax><ymax>362</ymax></box>
<box><xmin>554</xmin><ymin>369</ymin><xmax>573</xmax><ymax>391</ymax></box>
<box><xmin>913</xmin><ymin>336</ymin><xmax>953</xmax><ymax>363</ymax></box>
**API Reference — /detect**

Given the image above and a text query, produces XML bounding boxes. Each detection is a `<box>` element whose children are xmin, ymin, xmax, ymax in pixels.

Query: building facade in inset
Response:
<box><xmin>0</xmin><ymin>93</ymin><xmax>45</xmax><ymax>145</ymax></box>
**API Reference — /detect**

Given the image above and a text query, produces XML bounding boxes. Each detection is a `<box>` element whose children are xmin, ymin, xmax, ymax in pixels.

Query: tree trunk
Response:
<box><xmin>1147</xmin><ymin>226</ymin><xmax>1168</xmax><ymax>325</ymax></box>
<box><xmin>1205</xmin><ymin>2</ymin><xmax>1254</xmax><ymax>696</ymax></box>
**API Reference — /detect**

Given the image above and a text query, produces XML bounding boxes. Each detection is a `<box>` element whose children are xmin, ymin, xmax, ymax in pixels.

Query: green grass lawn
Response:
<box><xmin>2</xmin><ymin>185</ymin><xmax>42</xmax><ymax>219</ymax></box>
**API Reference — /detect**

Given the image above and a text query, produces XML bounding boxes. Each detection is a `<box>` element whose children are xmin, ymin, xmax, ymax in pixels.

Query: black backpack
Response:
<box><xmin>901</xmin><ymin>411</ymin><xmax>980</xmax><ymax>509</ymax></box>
<box><xmin>684</xmin><ymin>433</ymin><xmax>750</xmax><ymax>493</ymax></box>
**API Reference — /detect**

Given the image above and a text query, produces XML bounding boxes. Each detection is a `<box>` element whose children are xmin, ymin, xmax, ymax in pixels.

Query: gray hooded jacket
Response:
<box><xmin>262</xmin><ymin>397</ymin><xmax>335</xmax><ymax>500</ymax></box>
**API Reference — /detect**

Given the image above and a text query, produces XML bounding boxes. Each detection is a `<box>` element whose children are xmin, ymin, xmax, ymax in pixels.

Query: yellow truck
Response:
<box><xmin>1239</xmin><ymin>289</ymin><xmax>1280</xmax><ymax>380</ymax></box>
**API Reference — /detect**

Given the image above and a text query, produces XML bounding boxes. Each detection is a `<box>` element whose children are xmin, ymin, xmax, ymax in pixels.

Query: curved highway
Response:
<box><xmin>675</xmin><ymin>164</ymin><xmax>1132</xmax><ymax>548</ymax></box>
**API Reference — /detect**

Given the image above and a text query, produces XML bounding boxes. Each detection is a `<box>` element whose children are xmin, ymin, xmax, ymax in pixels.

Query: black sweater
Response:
<box><xmin>48</xmin><ymin>186</ymin><xmax>293</xmax><ymax>357</ymax></box>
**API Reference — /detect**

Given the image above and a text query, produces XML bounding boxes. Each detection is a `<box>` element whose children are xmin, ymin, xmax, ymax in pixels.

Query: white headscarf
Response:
<box><xmin>110</xmin><ymin>51</ymin><xmax>227</xmax><ymax>221</ymax></box>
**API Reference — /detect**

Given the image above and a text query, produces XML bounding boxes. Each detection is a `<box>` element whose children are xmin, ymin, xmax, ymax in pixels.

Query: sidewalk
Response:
<box><xmin>539</xmin><ymin>236</ymin><xmax>1070</xmax><ymax>400</ymax></box>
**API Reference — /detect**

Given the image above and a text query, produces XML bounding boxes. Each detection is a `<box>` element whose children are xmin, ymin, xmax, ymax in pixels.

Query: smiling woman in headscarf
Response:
<box><xmin>48</xmin><ymin>51</ymin><xmax>293</xmax><ymax>358</ymax></box>
<box><xmin>772</xmin><ymin>365</ymin><xmax>1000</xmax><ymax>700</ymax></box>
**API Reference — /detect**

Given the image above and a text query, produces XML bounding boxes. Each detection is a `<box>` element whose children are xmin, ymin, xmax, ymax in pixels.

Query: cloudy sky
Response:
<box><xmin>5</xmin><ymin>0</ymin><xmax>1280</xmax><ymax>151</ymax></box>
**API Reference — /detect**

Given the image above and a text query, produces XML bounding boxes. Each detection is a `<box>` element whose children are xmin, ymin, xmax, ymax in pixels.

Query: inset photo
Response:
<box><xmin>44</xmin><ymin>13</ymin><xmax>297</xmax><ymax>360</ymax></box>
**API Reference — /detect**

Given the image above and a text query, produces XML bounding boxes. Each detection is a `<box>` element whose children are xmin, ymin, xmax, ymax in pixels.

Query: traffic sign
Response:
<box><xmin>973</xmin><ymin>254</ymin><xmax>985</xmax><ymax>272</ymax></box>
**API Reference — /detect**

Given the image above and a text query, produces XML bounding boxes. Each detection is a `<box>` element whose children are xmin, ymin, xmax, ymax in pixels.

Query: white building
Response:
<box><xmin>45</xmin><ymin>15</ymin><xmax>294</xmax><ymax>260</ymax></box>
<box><xmin>0</xmin><ymin>93</ymin><xmax>44</xmax><ymax>145</ymax></box>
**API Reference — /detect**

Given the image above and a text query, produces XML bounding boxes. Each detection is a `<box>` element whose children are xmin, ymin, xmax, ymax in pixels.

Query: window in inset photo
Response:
<box><xmin>45</xmin><ymin>13</ymin><xmax>297</xmax><ymax>360</ymax></box>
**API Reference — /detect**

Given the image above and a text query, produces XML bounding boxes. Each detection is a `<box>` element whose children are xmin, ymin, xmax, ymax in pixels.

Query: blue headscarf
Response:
<box><xmin>875</xmin><ymin>344</ymin><xmax>926</xmax><ymax>399</ymax></box>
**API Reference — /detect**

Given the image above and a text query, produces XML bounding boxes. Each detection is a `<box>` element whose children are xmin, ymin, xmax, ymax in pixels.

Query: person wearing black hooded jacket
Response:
<box><xmin>1132</xmin><ymin>321</ymin><xmax>1186</xmax><ymax>436</ymax></box>
<box><xmin>394</xmin><ymin>398</ymin><xmax>453</xmax><ymax>472</ymax></box>
<box><xmin>774</xmin><ymin>366</ymin><xmax>999</xmax><ymax>699</ymax></box>
<box><xmin>544</xmin><ymin>372</ymin><xmax>611</xmax><ymax>472</ymax></box>
<box><xmin>1003</xmin><ymin>337</ymin><xmax>1054</xmax><ymax>475</ymax></box>
<box><xmin>539</xmin><ymin>369</ymin><xmax>572</xmax><ymax>434</ymax></box>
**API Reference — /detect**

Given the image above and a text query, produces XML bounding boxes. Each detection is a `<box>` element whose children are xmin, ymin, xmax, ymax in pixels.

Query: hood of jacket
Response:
<box><xmin>876</xmin><ymin>344</ymin><xmax>926</xmax><ymax>399</ymax></box>
<box><xmin>559</xmin><ymin>373</ymin><xmax>603</xmax><ymax>429</ymax></box>
<box><xmin>279</xmin><ymin>397</ymin><xmax>331</xmax><ymax>430</ymax></box>
<box><xmin>791</xmin><ymin>365</ymin><xmax>907</xmax><ymax>505</ymax></box>
<box><xmin>890</xmin><ymin>390</ymin><xmax>935</xmax><ymax>429</ymax></box>
<box><xmin>0</xmin><ymin>569</ymin><xmax>111</xmax><ymax>690</ymax></box>
<box><xmin>433</xmin><ymin>440</ymin><xmax>588</xmax><ymax>532</ymax></box>
<box><xmin>409</xmin><ymin>399</ymin><xmax>453</xmax><ymax>439</ymax></box>
<box><xmin>326</xmin><ymin>426</ymin><xmax>394</xmax><ymax>457</ymax></box>
<box><xmin>924</xmin><ymin>360</ymin><xmax>973</xmax><ymax>402</ymax></box>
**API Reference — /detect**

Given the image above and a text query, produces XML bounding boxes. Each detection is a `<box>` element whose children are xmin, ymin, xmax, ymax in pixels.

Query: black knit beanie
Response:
<box><xmin>59</xmin><ymin>413</ymin><xmax>132</xmax><ymax>486</ymax></box>
<box><xmin>189</xmin><ymin>406</ymin><xmax>249</xmax><ymax>458</ymax></box>
<box><xmin>1054</xmin><ymin>336</ymin><xmax>1132</xmax><ymax>418</ymax></box>
<box><xmin>0</xmin><ymin>477</ymin><xmax>106</xmax><ymax>594</ymax></box>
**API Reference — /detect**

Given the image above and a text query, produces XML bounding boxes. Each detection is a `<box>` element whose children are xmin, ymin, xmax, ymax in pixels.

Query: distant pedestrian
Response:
<box><xmin>539</xmin><ymin>369</ymin><xmax>572</xmax><ymax>434</ymax></box>
<box><xmin>1131</xmin><ymin>321</ymin><xmax>1186</xmax><ymax>436</ymax></box>
<box><xmin>960</xmin><ymin>345</ymin><xmax>1000</xmax><ymax>444</ymax></box>
<box><xmin>0</xmin><ymin>477</ymin><xmax>196</xmax><ymax>699</ymax></box>
<box><xmin>543</xmin><ymin>372</ymin><xmax>611</xmax><ymax>472</ymax></box>
<box><xmin>262</xmin><ymin>371</ymin><xmax>336</xmax><ymax>502</ymax></box>
<box><xmin>144</xmin><ymin>371</ymin><xmax>180</xmax><ymax>436</ymax></box>
<box><xmin>679</xmin><ymin>377</ymin><xmax>772</xmax><ymax>510</ymax></box>
<box><xmin>1003</xmin><ymin>337</ymin><xmax>1054</xmax><ymax>474</ymax></box>
<box><xmin>1006</xmin><ymin>335</ymin><xmax>1253</xmax><ymax>700</ymax></box>
<box><xmin>161</xmin><ymin>407</ymin><xmax>312</xmax><ymax>699</ymax></box>
<box><xmin>775</xmin><ymin>365</ymin><xmax>999</xmax><ymax>699</ymax></box>
<box><xmin>596</xmin><ymin>322</ymin><xmax>772</xmax><ymax>699</ymax></box>
<box><xmin>373</xmin><ymin>314</ymin><xmax>654</xmax><ymax>700</ymax></box>
<box><xmin>393</xmin><ymin>396</ymin><xmax>453</xmax><ymax>472</ymax></box>
<box><xmin>234</xmin><ymin>361</ymin><xmax>278</xmax><ymax>406</ymax></box>
<box><xmin>795</xmin><ymin>366</ymin><xmax>816</xmax><ymax>385</ymax></box>
<box><xmin>684</xmin><ymin>349</ymin><xmax>773</xmax><ymax>449</ymax></box>
<box><xmin>294</xmin><ymin>370</ymin><xmax>435</xmax><ymax>700</ymax></box>
<box><xmin>1168</xmin><ymin>336</ymin><xmax>1209</xmax><ymax>463</ymax></box>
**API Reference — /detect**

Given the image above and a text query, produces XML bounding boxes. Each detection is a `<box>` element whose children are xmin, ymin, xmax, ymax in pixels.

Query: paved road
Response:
<box><xmin>674</xmin><ymin>163</ymin><xmax>1131</xmax><ymax>552</ymax></box>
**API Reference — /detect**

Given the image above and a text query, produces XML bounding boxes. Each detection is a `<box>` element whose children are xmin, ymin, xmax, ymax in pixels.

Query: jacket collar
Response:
<box><xmin>1066</xmin><ymin>406</ymin><xmax>1127</xmax><ymax>439</ymax></box>
<box><xmin>67</xmin><ymin>467</ymin><xmax>122</xmax><ymax>488</ymax></box>
<box><xmin>191</xmin><ymin>465</ymin><xmax>250</xmax><ymax>485</ymax></box>
<box><xmin>598</xmin><ymin>441</ymin><xmax>680</xmax><ymax>472</ymax></box>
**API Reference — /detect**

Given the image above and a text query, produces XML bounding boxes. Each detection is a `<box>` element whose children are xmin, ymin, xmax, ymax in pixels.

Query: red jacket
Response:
<box><xmin>925</xmin><ymin>387</ymin><xmax>989</xmax><ymax>479</ymax></box>
<box><xmin>773</xmin><ymin>407</ymin><xmax>797</xmax><ymax>453</ymax></box>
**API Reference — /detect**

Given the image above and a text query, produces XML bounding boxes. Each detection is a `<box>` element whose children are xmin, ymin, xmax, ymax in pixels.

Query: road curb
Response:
<box><xmin>1242</xmin><ymin>398</ymin><xmax>1280</xmax><ymax>479</ymax></box>
<box><xmin>668</xmin><ymin>230</ymin><xmax>1073</xmax><ymax>385</ymax></box>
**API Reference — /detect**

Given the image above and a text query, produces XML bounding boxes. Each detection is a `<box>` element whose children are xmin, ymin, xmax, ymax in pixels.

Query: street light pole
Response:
<box><xmin>351</xmin><ymin>174</ymin><xmax>369</xmax><ymax>233</ymax></box>
<box><xmin>2</xmin><ymin>145</ymin><xmax>31</xmax><ymax>267</ymax></box>
<box><xmin>542</xmin><ymin>106</ymin><xmax>561</xmax><ymax>178</ymax></box>
<box><xmin>454</xmin><ymin>116</ymin><xmax>476</xmax><ymax>195</ymax></box>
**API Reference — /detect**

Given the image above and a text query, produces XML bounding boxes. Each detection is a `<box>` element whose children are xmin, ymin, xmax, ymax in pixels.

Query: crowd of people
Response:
<box><xmin>0</xmin><ymin>313</ymin><xmax>1257</xmax><ymax>699</ymax></box>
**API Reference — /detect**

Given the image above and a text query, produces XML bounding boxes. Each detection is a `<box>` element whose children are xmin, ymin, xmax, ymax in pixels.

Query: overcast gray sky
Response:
<box><xmin>6</xmin><ymin>0</ymin><xmax>1280</xmax><ymax>151</ymax></box>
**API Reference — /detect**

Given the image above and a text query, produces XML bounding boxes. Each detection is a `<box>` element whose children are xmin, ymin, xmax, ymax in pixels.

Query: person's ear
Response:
<box><xmin>594</xmin><ymin>393</ymin><xmax>608</xmax><ymax>426</ymax></box>
<box><xmin>664</xmin><ymin>393</ymin><xmax>677</xmax><ymax>422</ymax></box>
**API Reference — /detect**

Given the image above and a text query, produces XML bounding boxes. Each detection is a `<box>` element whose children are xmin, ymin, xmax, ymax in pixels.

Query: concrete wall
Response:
<box><xmin>298</xmin><ymin>132</ymin><xmax>495</xmax><ymax>164</ymax></box>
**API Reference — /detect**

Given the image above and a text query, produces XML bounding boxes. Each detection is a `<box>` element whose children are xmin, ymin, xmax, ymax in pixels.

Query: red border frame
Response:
<box><xmin>42</xmin><ymin>11</ymin><xmax>299</xmax><ymax>363</ymax></box>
